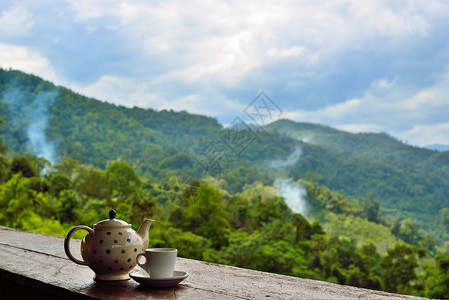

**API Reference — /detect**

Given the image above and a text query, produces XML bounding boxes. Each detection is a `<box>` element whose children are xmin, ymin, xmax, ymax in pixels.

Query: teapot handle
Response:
<box><xmin>64</xmin><ymin>225</ymin><xmax>94</xmax><ymax>266</ymax></box>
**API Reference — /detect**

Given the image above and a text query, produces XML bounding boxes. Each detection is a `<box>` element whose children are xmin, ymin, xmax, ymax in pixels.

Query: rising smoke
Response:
<box><xmin>3</xmin><ymin>87</ymin><xmax>58</xmax><ymax>165</ymax></box>
<box><xmin>275</xmin><ymin>178</ymin><xmax>308</xmax><ymax>216</ymax></box>
<box><xmin>268</xmin><ymin>146</ymin><xmax>302</xmax><ymax>170</ymax></box>
<box><xmin>269</xmin><ymin>146</ymin><xmax>309</xmax><ymax>216</ymax></box>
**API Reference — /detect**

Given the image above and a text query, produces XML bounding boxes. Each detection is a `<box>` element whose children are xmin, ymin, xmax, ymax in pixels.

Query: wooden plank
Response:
<box><xmin>176</xmin><ymin>258</ymin><xmax>430</xmax><ymax>300</ymax></box>
<box><xmin>0</xmin><ymin>226</ymin><xmax>430</xmax><ymax>299</ymax></box>
<box><xmin>0</xmin><ymin>227</ymin><xmax>239</xmax><ymax>299</ymax></box>
<box><xmin>0</xmin><ymin>242</ymin><xmax>239</xmax><ymax>299</ymax></box>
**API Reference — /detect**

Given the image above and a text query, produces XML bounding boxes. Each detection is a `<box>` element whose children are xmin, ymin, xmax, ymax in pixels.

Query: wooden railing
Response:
<box><xmin>0</xmin><ymin>226</ymin><xmax>429</xmax><ymax>299</ymax></box>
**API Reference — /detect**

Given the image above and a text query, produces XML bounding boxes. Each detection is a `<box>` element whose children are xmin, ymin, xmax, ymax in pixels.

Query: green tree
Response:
<box><xmin>106</xmin><ymin>161</ymin><xmax>141</xmax><ymax>198</ymax></box>
<box><xmin>358</xmin><ymin>194</ymin><xmax>380</xmax><ymax>223</ymax></box>
<box><xmin>439</xmin><ymin>207</ymin><xmax>449</xmax><ymax>232</ymax></box>
<box><xmin>170</xmin><ymin>184</ymin><xmax>230</xmax><ymax>248</ymax></box>
<box><xmin>390</xmin><ymin>217</ymin><xmax>400</xmax><ymax>236</ymax></box>
<box><xmin>419</xmin><ymin>234</ymin><xmax>436</xmax><ymax>253</ymax></box>
<box><xmin>53</xmin><ymin>157</ymin><xmax>80</xmax><ymax>179</ymax></box>
<box><xmin>249</xmin><ymin>195</ymin><xmax>291</xmax><ymax>229</ymax></box>
<box><xmin>219</xmin><ymin>227</ymin><xmax>309</xmax><ymax>277</ymax></box>
<box><xmin>150</xmin><ymin>225</ymin><xmax>211</xmax><ymax>261</ymax></box>
<box><xmin>424</xmin><ymin>252</ymin><xmax>449</xmax><ymax>299</ymax></box>
<box><xmin>75</xmin><ymin>166</ymin><xmax>111</xmax><ymax>200</ymax></box>
<box><xmin>291</xmin><ymin>213</ymin><xmax>311</xmax><ymax>244</ymax></box>
<box><xmin>218</xmin><ymin>230</ymin><xmax>265</xmax><ymax>268</ymax></box>
<box><xmin>10</xmin><ymin>156</ymin><xmax>38</xmax><ymax>178</ymax></box>
<box><xmin>358</xmin><ymin>243</ymin><xmax>383</xmax><ymax>290</ymax></box>
<box><xmin>49</xmin><ymin>173</ymin><xmax>71</xmax><ymax>196</ymax></box>
<box><xmin>319</xmin><ymin>237</ymin><xmax>361</xmax><ymax>284</ymax></box>
<box><xmin>159</xmin><ymin>153</ymin><xmax>194</xmax><ymax>170</ymax></box>
<box><xmin>77</xmin><ymin>198</ymin><xmax>108</xmax><ymax>226</ymax></box>
<box><xmin>126</xmin><ymin>189</ymin><xmax>157</xmax><ymax>226</ymax></box>
<box><xmin>0</xmin><ymin>173</ymin><xmax>35</xmax><ymax>228</ymax></box>
<box><xmin>0</xmin><ymin>117</ymin><xmax>9</xmax><ymax>182</ymax></box>
<box><xmin>55</xmin><ymin>190</ymin><xmax>79</xmax><ymax>223</ymax></box>
<box><xmin>381</xmin><ymin>244</ymin><xmax>426</xmax><ymax>294</ymax></box>
<box><xmin>223</xmin><ymin>195</ymin><xmax>250</xmax><ymax>230</ymax></box>
<box><xmin>399</xmin><ymin>219</ymin><xmax>421</xmax><ymax>245</ymax></box>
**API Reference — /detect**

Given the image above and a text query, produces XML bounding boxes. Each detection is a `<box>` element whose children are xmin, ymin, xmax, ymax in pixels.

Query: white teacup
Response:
<box><xmin>136</xmin><ymin>248</ymin><xmax>177</xmax><ymax>278</ymax></box>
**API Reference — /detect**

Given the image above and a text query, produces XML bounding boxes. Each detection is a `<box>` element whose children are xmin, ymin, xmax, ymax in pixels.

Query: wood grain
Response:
<box><xmin>0</xmin><ymin>226</ymin><xmax>430</xmax><ymax>299</ymax></box>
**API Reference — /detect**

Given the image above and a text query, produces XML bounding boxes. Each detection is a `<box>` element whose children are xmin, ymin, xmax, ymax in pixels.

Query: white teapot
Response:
<box><xmin>64</xmin><ymin>209</ymin><xmax>154</xmax><ymax>281</ymax></box>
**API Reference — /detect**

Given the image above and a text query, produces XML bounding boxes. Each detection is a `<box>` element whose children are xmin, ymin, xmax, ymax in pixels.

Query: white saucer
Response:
<box><xmin>130</xmin><ymin>270</ymin><xmax>189</xmax><ymax>287</ymax></box>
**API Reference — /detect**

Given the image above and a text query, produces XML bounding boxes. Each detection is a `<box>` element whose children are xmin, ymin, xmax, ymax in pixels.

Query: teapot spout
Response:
<box><xmin>136</xmin><ymin>219</ymin><xmax>155</xmax><ymax>249</ymax></box>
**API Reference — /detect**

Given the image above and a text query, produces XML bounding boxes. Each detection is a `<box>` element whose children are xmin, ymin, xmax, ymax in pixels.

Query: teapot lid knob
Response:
<box><xmin>93</xmin><ymin>209</ymin><xmax>130</xmax><ymax>228</ymax></box>
<box><xmin>109</xmin><ymin>209</ymin><xmax>116</xmax><ymax>220</ymax></box>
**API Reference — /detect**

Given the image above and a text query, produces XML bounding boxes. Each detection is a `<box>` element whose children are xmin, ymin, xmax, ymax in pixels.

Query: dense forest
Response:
<box><xmin>0</xmin><ymin>68</ymin><xmax>449</xmax><ymax>298</ymax></box>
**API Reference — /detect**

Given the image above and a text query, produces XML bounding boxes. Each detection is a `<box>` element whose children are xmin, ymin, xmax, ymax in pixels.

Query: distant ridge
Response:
<box><xmin>1</xmin><ymin>68</ymin><xmax>449</xmax><ymax>238</ymax></box>
<box><xmin>267</xmin><ymin>118</ymin><xmax>438</xmax><ymax>165</ymax></box>
<box><xmin>425</xmin><ymin>144</ymin><xmax>449</xmax><ymax>152</ymax></box>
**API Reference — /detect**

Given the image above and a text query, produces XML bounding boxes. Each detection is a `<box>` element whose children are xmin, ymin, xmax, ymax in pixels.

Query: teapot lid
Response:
<box><xmin>94</xmin><ymin>209</ymin><xmax>131</xmax><ymax>228</ymax></box>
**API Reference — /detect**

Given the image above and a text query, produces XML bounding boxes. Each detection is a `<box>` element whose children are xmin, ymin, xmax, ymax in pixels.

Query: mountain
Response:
<box><xmin>0</xmin><ymin>68</ymin><xmax>448</xmax><ymax>239</ymax></box>
<box><xmin>425</xmin><ymin>144</ymin><xmax>449</xmax><ymax>152</ymax></box>
<box><xmin>4</xmin><ymin>69</ymin><xmax>449</xmax><ymax>298</ymax></box>
<box><xmin>267</xmin><ymin>119</ymin><xmax>449</xmax><ymax>232</ymax></box>
<box><xmin>0</xmin><ymin>68</ymin><xmax>297</xmax><ymax>185</ymax></box>
<box><xmin>267</xmin><ymin>119</ymin><xmax>448</xmax><ymax>167</ymax></box>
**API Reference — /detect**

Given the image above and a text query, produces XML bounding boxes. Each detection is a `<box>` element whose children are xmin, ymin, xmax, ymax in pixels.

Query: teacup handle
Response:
<box><xmin>64</xmin><ymin>225</ymin><xmax>94</xmax><ymax>266</ymax></box>
<box><xmin>136</xmin><ymin>253</ymin><xmax>149</xmax><ymax>270</ymax></box>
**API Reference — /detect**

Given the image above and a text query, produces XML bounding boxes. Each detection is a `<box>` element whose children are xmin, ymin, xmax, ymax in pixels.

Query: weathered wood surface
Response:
<box><xmin>0</xmin><ymin>226</ymin><xmax>430</xmax><ymax>299</ymax></box>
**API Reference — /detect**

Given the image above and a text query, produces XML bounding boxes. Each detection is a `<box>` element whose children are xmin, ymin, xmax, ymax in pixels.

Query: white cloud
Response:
<box><xmin>72</xmin><ymin>74</ymin><xmax>244</xmax><ymax>117</ymax></box>
<box><xmin>266</xmin><ymin>46</ymin><xmax>307</xmax><ymax>59</ymax></box>
<box><xmin>0</xmin><ymin>43</ymin><xmax>58</xmax><ymax>83</ymax></box>
<box><xmin>346</xmin><ymin>0</ymin><xmax>430</xmax><ymax>37</ymax></box>
<box><xmin>372</xmin><ymin>78</ymin><xmax>397</xmax><ymax>89</ymax></box>
<box><xmin>67</xmin><ymin>0</ymin><xmax>117</xmax><ymax>21</ymax></box>
<box><xmin>72</xmin><ymin>75</ymin><xmax>165</xmax><ymax>108</ymax></box>
<box><xmin>315</xmin><ymin>98</ymin><xmax>362</xmax><ymax>118</ymax></box>
<box><xmin>286</xmin><ymin>66</ymin><xmax>449</xmax><ymax>145</ymax></box>
<box><xmin>64</xmin><ymin>0</ymin><xmax>441</xmax><ymax>88</ymax></box>
<box><xmin>401</xmin><ymin>89</ymin><xmax>439</xmax><ymax>111</ymax></box>
<box><xmin>403</xmin><ymin>123</ymin><xmax>449</xmax><ymax>147</ymax></box>
<box><xmin>0</xmin><ymin>6</ymin><xmax>34</xmax><ymax>36</ymax></box>
<box><xmin>2</xmin><ymin>0</ymin><xmax>449</xmax><ymax>146</ymax></box>
<box><xmin>398</xmin><ymin>70</ymin><xmax>449</xmax><ymax>112</ymax></box>
<box><xmin>157</xmin><ymin>93</ymin><xmax>244</xmax><ymax>117</ymax></box>
<box><xmin>282</xmin><ymin>111</ymin><xmax>307</xmax><ymax>121</ymax></box>
<box><xmin>62</xmin><ymin>0</ymin><xmax>449</xmax><ymax>145</ymax></box>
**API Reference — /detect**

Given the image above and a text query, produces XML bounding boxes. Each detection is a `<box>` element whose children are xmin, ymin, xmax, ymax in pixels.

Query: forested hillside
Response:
<box><xmin>268</xmin><ymin>120</ymin><xmax>449</xmax><ymax>234</ymax></box>
<box><xmin>2</xmin><ymin>68</ymin><xmax>447</xmax><ymax>238</ymax></box>
<box><xmin>267</xmin><ymin>119</ymin><xmax>441</xmax><ymax>164</ymax></box>
<box><xmin>0</xmin><ymin>68</ymin><xmax>449</xmax><ymax>297</ymax></box>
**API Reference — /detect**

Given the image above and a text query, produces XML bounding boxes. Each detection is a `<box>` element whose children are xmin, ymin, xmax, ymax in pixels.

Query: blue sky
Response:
<box><xmin>1</xmin><ymin>0</ymin><xmax>449</xmax><ymax>147</ymax></box>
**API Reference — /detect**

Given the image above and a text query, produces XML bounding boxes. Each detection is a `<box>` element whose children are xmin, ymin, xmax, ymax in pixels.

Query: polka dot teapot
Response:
<box><xmin>64</xmin><ymin>209</ymin><xmax>154</xmax><ymax>281</ymax></box>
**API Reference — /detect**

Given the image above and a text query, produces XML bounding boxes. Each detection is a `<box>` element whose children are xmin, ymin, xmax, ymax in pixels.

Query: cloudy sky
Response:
<box><xmin>1</xmin><ymin>0</ymin><xmax>449</xmax><ymax>148</ymax></box>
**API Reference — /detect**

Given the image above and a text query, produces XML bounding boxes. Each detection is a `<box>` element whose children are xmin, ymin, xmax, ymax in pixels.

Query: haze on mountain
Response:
<box><xmin>1</xmin><ymin>68</ymin><xmax>448</xmax><ymax>244</ymax></box>
<box><xmin>1</xmin><ymin>1</ymin><xmax>449</xmax><ymax>150</ymax></box>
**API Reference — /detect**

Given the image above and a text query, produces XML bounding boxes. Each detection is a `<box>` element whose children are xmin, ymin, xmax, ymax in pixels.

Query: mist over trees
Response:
<box><xmin>1</xmin><ymin>68</ymin><xmax>449</xmax><ymax>298</ymax></box>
